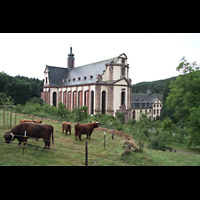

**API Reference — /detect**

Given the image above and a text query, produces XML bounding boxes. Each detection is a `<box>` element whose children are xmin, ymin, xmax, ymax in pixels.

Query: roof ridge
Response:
<box><xmin>75</xmin><ymin>56</ymin><xmax>118</xmax><ymax>68</ymax></box>
<box><xmin>47</xmin><ymin>65</ymin><xmax>66</xmax><ymax>69</ymax></box>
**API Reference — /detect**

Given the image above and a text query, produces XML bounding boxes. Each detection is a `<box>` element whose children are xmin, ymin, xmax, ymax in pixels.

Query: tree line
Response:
<box><xmin>0</xmin><ymin>71</ymin><xmax>43</xmax><ymax>105</ymax></box>
<box><xmin>132</xmin><ymin>76</ymin><xmax>177</xmax><ymax>94</ymax></box>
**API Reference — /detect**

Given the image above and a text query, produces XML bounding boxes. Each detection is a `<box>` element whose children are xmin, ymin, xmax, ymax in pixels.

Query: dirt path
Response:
<box><xmin>175</xmin><ymin>150</ymin><xmax>198</xmax><ymax>155</ymax></box>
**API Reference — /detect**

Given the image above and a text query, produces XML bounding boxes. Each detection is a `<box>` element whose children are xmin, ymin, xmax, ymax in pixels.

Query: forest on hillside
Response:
<box><xmin>0</xmin><ymin>71</ymin><xmax>43</xmax><ymax>105</ymax></box>
<box><xmin>132</xmin><ymin>76</ymin><xmax>177</xmax><ymax>94</ymax></box>
<box><xmin>0</xmin><ymin>71</ymin><xmax>177</xmax><ymax>105</ymax></box>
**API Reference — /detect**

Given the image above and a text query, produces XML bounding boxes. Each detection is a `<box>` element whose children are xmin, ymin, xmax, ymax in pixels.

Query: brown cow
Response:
<box><xmin>62</xmin><ymin>122</ymin><xmax>71</xmax><ymax>135</ymax></box>
<box><xmin>20</xmin><ymin>119</ymin><xmax>43</xmax><ymax>124</ymax></box>
<box><xmin>4</xmin><ymin>123</ymin><xmax>54</xmax><ymax>149</ymax></box>
<box><xmin>75</xmin><ymin>122</ymin><xmax>99</xmax><ymax>141</ymax></box>
<box><xmin>20</xmin><ymin>119</ymin><xmax>34</xmax><ymax>123</ymax></box>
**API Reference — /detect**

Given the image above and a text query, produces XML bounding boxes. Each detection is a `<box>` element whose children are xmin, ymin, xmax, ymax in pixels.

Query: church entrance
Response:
<box><xmin>102</xmin><ymin>91</ymin><xmax>106</xmax><ymax>114</ymax></box>
<box><xmin>53</xmin><ymin>92</ymin><xmax>57</xmax><ymax>107</ymax></box>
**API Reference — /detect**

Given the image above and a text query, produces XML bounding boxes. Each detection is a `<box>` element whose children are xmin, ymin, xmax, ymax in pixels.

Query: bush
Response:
<box><xmin>116</xmin><ymin>112</ymin><xmax>125</xmax><ymax>124</ymax></box>
<box><xmin>147</xmin><ymin>130</ymin><xmax>170</xmax><ymax>150</ymax></box>
<box><xmin>71</xmin><ymin>105</ymin><xmax>88</xmax><ymax>122</ymax></box>
<box><xmin>126</xmin><ymin>118</ymin><xmax>136</xmax><ymax>126</ymax></box>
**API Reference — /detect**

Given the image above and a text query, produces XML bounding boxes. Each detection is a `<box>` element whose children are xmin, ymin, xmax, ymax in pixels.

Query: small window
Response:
<box><xmin>89</xmin><ymin>75</ymin><xmax>93</xmax><ymax>79</ymax></box>
<box><xmin>122</xmin><ymin>59</ymin><xmax>125</xmax><ymax>64</ymax></box>
<box><xmin>73</xmin><ymin>78</ymin><xmax>75</xmax><ymax>81</ymax></box>
<box><xmin>67</xmin><ymin>79</ymin><xmax>70</xmax><ymax>82</ymax></box>
<box><xmin>121</xmin><ymin>67</ymin><xmax>125</xmax><ymax>76</ymax></box>
<box><xmin>83</xmin><ymin>76</ymin><xmax>87</xmax><ymax>80</ymax></box>
<box><xmin>46</xmin><ymin>77</ymin><xmax>48</xmax><ymax>84</ymax></box>
<box><xmin>77</xmin><ymin>77</ymin><xmax>81</xmax><ymax>81</ymax></box>
<box><xmin>140</xmin><ymin>110</ymin><xmax>142</xmax><ymax>113</ymax></box>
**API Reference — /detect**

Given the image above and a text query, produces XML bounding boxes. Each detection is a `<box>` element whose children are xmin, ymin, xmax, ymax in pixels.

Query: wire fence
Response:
<box><xmin>0</xmin><ymin>128</ymin><xmax>121</xmax><ymax>166</ymax></box>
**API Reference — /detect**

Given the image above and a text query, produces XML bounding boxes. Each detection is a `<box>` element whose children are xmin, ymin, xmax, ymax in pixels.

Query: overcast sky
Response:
<box><xmin>0</xmin><ymin>33</ymin><xmax>200</xmax><ymax>84</ymax></box>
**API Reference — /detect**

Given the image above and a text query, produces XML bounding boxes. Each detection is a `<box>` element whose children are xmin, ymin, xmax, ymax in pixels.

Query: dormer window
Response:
<box><xmin>89</xmin><ymin>75</ymin><xmax>93</xmax><ymax>79</ymax></box>
<box><xmin>122</xmin><ymin>59</ymin><xmax>125</xmax><ymax>64</ymax></box>
<box><xmin>77</xmin><ymin>77</ymin><xmax>81</xmax><ymax>81</ymax></box>
<box><xmin>73</xmin><ymin>78</ymin><xmax>75</xmax><ymax>81</ymax></box>
<box><xmin>46</xmin><ymin>77</ymin><xmax>48</xmax><ymax>84</ymax></box>
<box><xmin>83</xmin><ymin>76</ymin><xmax>87</xmax><ymax>80</ymax></box>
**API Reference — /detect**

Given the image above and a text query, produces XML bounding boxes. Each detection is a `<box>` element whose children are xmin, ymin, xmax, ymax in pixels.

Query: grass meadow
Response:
<box><xmin>1</xmin><ymin>111</ymin><xmax>200</xmax><ymax>166</ymax></box>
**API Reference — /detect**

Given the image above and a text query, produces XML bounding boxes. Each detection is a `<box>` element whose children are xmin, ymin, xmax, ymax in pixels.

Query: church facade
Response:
<box><xmin>41</xmin><ymin>47</ymin><xmax>133</xmax><ymax>121</ymax></box>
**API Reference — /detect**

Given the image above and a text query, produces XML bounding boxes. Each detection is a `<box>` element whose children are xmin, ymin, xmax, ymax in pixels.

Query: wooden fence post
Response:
<box><xmin>104</xmin><ymin>132</ymin><xmax>105</xmax><ymax>149</ymax></box>
<box><xmin>112</xmin><ymin>125</ymin><xmax>114</xmax><ymax>140</ymax></box>
<box><xmin>10</xmin><ymin>106</ymin><xmax>12</xmax><ymax>128</ymax></box>
<box><xmin>85</xmin><ymin>141</ymin><xmax>88</xmax><ymax>166</ymax></box>
<box><xmin>3</xmin><ymin>106</ymin><xmax>5</xmax><ymax>127</ymax></box>
<box><xmin>15</xmin><ymin>106</ymin><xmax>17</xmax><ymax>126</ymax></box>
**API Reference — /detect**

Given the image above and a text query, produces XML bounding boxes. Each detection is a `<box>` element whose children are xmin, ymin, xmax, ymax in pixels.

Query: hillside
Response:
<box><xmin>132</xmin><ymin>76</ymin><xmax>177</xmax><ymax>94</ymax></box>
<box><xmin>1</xmin><ymin>113</ymin><xmax>200</xmax><ymax>166</ymax></box>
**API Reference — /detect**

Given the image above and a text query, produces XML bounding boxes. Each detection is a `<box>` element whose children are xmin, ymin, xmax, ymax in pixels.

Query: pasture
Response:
<box><xmin>1</xmin><ymin>112</ymin><xmax>200</xmax><ymax>166</ymax></box>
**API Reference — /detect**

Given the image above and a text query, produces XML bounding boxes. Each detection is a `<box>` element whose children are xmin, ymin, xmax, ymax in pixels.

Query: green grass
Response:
<box><xmin>1</xmin><ymin>112</ymin><xmax>200</xmax><ymax>166</ymax></box>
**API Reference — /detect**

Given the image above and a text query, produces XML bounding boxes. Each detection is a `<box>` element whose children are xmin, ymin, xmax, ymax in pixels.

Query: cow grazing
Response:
<box><xmin>4</xmin><ymin>123</ymin><xmax>54</xmax><ymax>149</ymax></box>
<box><xmin>62</xmin><ymin>122</ymin><xmax>71</xmax><ymax>135</ymax></box>
<box><xmin>75</xmin><ymin>122</ymin><xmax>99</xmax><ymax>141</ymax></box>
<box><xmin>20</xmin><ymin>119</ymin><xmax>43</xmax><ymax>124</ymax></box>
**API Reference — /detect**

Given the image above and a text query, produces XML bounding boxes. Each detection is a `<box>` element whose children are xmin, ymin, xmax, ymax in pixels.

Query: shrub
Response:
<box><xmin>116</xmin><ymin>112</ymin><xmax>125</xmax><ymax>124</ymax></box>
<box><xmin>147</xmin><ymin>130</ymin><xmax>170</xmax><ymax>150</ymax></box>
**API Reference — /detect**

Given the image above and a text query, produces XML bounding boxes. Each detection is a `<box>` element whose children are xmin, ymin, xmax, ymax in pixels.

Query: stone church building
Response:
<box><xmin>41</xmin><ymin>47</ymin><xmax>133</xmax><ymax>122</ymax></box>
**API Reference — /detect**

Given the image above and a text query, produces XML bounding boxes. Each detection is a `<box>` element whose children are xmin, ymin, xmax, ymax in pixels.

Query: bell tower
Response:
<box><xmin>67</xmin><ymin>45</ymin><xmax>74</xmax><ymax>70</ymax></box>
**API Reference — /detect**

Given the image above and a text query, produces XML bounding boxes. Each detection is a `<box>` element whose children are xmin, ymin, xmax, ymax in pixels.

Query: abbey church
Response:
<box><xmin>41</xmin><ymin>47</ymin><xmax>133</xmax><ymax>122</ymax></box>
<box><xmin>41</xmin><ymin>47</ymin><xmax>163</xmax><ymax>123</ymax></box>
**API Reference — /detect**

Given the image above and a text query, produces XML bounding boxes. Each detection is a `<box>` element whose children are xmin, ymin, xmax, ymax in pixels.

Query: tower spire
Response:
<box><xmin>67</xmin><ymin>45</ymin><xmax>74</xmax><ymax>70</ymax></box>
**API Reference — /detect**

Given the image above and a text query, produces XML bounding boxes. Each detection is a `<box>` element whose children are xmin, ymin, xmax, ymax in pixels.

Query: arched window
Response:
<box><xmin>102</xmin><ymin>91</ymin><xmax>106</xmax><ymax>114</ymax></box>
<box><xmin>68</xmin><ymin>91</ymin><xmax>71</xmax><ymax>110</ymax></box>
<box><xmin>121</xmin><ymin>91</ymin><xmax>125</xmax><ymax>106</ymax></box>
<box><xmin>91</xmin><ymin>91</ymin><xmax>94</xmax><ymax>115</ymax></box>
<box><xmin>84</xmin><ymin>91</ymin><xmax>87</xmax><ymax>106</ymax></box>
<box><xmin>53</xmin><ymin>92</ymin><xmax>57</xmax><ymax>107</ymax></box>
<box><xmin>133</xmin><ymin>110</ymin><xmax>135</xmax><ymax>118</ymax></box>
<box><xmin>73</xmin><ymin>91</ymin><xmax>77</xmax><ymax>109</ymax></box>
